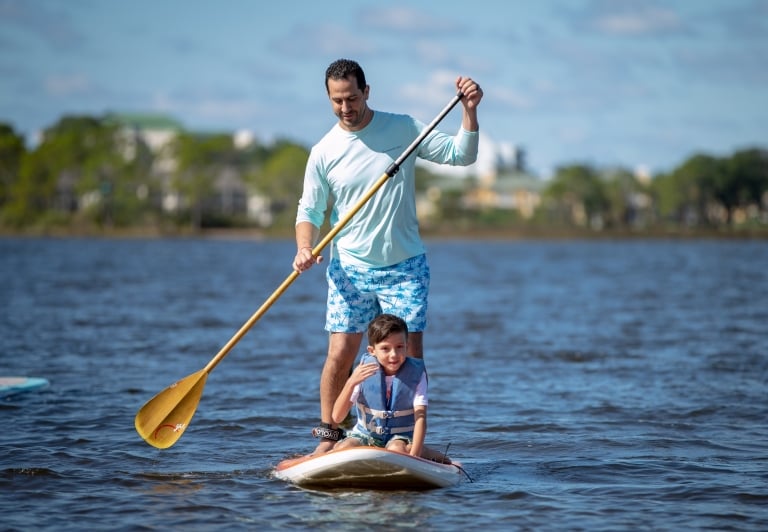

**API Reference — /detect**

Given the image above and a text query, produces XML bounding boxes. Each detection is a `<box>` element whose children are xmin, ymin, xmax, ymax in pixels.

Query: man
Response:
<box><xmin>293</xmin><ymin>58</ymin><xmax>483</xmax><ymax>454</ymax></box>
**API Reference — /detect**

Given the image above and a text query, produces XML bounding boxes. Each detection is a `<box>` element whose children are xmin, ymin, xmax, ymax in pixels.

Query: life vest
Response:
<box><xmin>354</xmin><ymin>354</ymin><xmax>426</xmax><ymax>442</ymax></box>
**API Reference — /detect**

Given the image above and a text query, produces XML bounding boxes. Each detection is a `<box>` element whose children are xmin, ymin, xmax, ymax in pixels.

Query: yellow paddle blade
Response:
<box><xmin>134</xmin><ymin>369</ymin><xmax>209</xmax><ymax>449</ymax></box>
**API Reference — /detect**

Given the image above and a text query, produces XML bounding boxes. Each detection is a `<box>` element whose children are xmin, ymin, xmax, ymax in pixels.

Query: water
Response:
<box><xmin>1</xmin><ymin>237</ymin><xmax>767</xmax><ymax>531</ymax></box>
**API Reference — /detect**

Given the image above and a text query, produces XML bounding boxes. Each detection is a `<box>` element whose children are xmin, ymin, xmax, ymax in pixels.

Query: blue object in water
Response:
<box><xmin>0</xmin><ymin>377</ymin><xmax>49</xmax><ymax>398</ymax></box>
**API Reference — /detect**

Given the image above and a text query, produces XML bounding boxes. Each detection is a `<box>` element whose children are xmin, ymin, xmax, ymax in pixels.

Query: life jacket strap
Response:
<box><xmin>360</xmin><ymin>405</ymin><xmax>415</xmax><ymax>419</ymax></box>
<box><xmin>368</xmin><ymin>425</ymin><xmax>415</xmax><ymax>436</ymax></box>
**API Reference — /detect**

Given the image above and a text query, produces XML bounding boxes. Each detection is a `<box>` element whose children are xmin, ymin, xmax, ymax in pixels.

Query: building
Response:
<box><xmin>419</xmin><ymin>134</ymin><xmax>544</xmax><ymax>219</ymax></box>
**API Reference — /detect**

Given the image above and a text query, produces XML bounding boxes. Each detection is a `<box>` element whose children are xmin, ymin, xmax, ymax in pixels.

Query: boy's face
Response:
<box><xmin>368</xmin><ymin>331</ymin><xmax>407</xmax><ymax>376</ymax></box>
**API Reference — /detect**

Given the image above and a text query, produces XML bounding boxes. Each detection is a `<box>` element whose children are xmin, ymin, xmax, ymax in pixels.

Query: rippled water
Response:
<box><xmin>1</xmin><ymin>237</ymin><xmax>767</xmax><ymax>530</ymax></box>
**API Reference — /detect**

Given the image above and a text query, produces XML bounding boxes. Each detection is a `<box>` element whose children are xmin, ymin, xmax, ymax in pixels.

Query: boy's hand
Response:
<box><xmin>349</xmin><ymin>362</ymin><xmax>379</xmax><ymax>385</ymax></box>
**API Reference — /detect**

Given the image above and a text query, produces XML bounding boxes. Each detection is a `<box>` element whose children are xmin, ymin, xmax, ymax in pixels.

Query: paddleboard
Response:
<box><xmin>0</xmin><ymin>377</ymin><xmax>49</xmax><ymax>399</ymax></box>
<box><xmin>274</xmin><ymin>447</ymin><xmax>464</xmax><ymax>490</ymax></box>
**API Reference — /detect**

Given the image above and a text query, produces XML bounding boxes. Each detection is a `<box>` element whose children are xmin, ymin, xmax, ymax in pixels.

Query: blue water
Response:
<box><xmin>1</xmin><ymin>237</ymin><xmax>767</xmax><ymax>530</ymax></box>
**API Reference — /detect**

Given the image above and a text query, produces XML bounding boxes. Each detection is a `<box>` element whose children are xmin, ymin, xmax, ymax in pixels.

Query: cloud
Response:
<box><xmin>715</xmin><ymin>0</ymin><xmax>768</xmax><ymax>41</ymax></box>
<box><xmin>269</xmin><ymin>22</ymin><xmax>378</xmax><ymax>59</ymax></box>
<box><xmin>594</xmin><ymin>8</ymin><xmax>681</xmax><ymax>36</ymax></box>
<box><xmin>493</xmin><ymin>85</ymin><xmax>533</xmax><ymax>111</ymax></box>
<box><xmin>556</xmin><ymin>123</ymin><xmax>590</xmax><ymax>145</ymax></box>
<box><xmin>574</xmin><ymin>0</ymin><xmax>685</xmax><ymax>37</ymax></box>
<box><xmin>358</xmin><ymin>6</ymin><xmax>462</xmax><ymax>35</ymax></box>
<box><xmin>45</xmin><ymin>73</ymin><xmax>91</xmax><ymax>96</ymax></box>
<box><xmin>670</xmin><ymin>44</ymin><xmax>768</xmax><ymax>85</ymax></box>
<box><xmin>413</xmin><ymin>39</ymin><xmax>452</xmax><ymax>64</ymax></box>
<box><xmin>152</xmin><ymin>87</ymin><xmax>257</xmax><ymax>119</ymax></box>
<box><xmin>399</xmin><ymin>69</ymin><xmax>457</xmax><ymax>107</ymax></box>
<box><xmin>0</xmin><ymin>0</ymin><xmax>85</xmax><ymax>50</ymax></box>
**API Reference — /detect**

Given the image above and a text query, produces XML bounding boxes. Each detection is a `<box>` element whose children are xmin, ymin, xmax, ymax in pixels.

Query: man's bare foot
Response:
<box><xmin>312</xmin><ymin>439</ymin><xmax>336</xmax><ymax>455</ymax></box>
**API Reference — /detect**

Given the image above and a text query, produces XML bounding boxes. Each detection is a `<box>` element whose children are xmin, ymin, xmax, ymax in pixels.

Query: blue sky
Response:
<box><xmin>1</xmin><ymin>0</ymin><xmax>766</xmax><ymax>178</ymax></box>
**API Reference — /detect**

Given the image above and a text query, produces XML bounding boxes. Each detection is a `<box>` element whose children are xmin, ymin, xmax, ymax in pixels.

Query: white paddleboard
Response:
<box><xmin>0</xmin><ymin>377</ymin><xmax>49</xmax><ymax>399</ymax></box>
<box><xmin>274</xmin><ymin>447</ymin><xmax>464</xmax><ymax>490</ymax></box>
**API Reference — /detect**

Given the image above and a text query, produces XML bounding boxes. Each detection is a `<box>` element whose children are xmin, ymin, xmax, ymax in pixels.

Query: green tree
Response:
<box><xmin>545</xmin><ymin>164</ymin><xmax>609</xmax><ymax>228</ymax></box>
<box><xmin>649</xmin><ymin>153</ymin><xmax>719</xmax><ymax>227</ymax></box>
<box><xmin>172</xmin><ymin>132</ymin><xmax>237</xmax><ymax>229</ymax></box>
<box><xmin>254</xmin><ymin>141</ymin><xmax>308</xmax><ymax>198</ymax></box>
<box><xmin>0</xmin><ymin>124</ymin><xmax>26</xmax><ymax>210</ymax></box>
<box><xmin>102</xmin><ymin>131</ymin><xmax>158</xmax><ymax>227</ymax></box>
<box><xmin>4</xmin><ymin>116</ymin><xmax>123</xmax><ymax>226</ymax></box>
<box><xmin>251</xmin><ymin>140</ymin><xmax>309</xmax><ymax>225</ymax></box>
<box><xmin>651</xmin><ymin>149</ymin><xmax>768</xmax><ymax>228</ymax></box>
<box><xmin>720</xmin><ymin>148</ymin><xmax>768</xmax><ymax>223</ymax></box>
<box><xmin>649</xmin><ymin>171</ymin><xmax>685</xmax><ymax>225</ymax></box>
<box><xmin>602</xmin><ymin>168</ymin><xmax>649</xmax><ymax>229</ymax></box>
<box><xmin>4</xmin><ymin>147</ymin><xmax>56</xmax><ymax>226</ymax></box>
<box><xmin>673</xmin><ymin>153</ymin><xmax>723</xmax><ymax>226</ymax></box>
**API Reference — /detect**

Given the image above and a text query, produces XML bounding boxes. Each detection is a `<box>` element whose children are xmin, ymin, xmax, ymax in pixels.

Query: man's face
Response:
<box><xmin>327</xmin><ymin>75</ymin><xmax>370</xmax><ymax>131</ymax></box>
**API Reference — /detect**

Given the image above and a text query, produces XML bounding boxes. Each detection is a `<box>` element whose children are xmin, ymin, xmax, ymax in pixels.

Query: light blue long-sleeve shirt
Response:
<box><xmin>296</xmin><ymin>110</ymin><xmax>479</xmax><ymax>267</ymax></box>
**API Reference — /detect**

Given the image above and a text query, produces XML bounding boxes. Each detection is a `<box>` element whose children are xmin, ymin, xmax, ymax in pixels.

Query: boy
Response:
<box><xmin>332</xmin><ymin>313</ymin><xmax>428</xmax><ymax>457</ymax></box>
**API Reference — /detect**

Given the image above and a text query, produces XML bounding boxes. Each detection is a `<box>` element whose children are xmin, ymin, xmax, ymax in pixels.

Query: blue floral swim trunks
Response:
<box><xmin>325</xmin><ymin>253</ymin><xmax>430</xmax><ymax>333</ymax></box>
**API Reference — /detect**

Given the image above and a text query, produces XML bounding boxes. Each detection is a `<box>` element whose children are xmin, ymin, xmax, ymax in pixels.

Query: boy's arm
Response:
<box><xmin>410</xmin><ymin>406</ymin><xmax>427</xmax><ymax>457</ymax></box>
<box><xmin>332</xmin><ymin>362</ymin><xmax>379</xmax><ymax>424</ymax></box>
<box><xmin>332</xmin><ymin>380</ymin><xmax>356</xmax><ymax>425</ymax></box>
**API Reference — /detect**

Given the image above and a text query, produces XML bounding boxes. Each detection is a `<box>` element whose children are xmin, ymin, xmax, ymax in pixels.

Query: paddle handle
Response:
<box><xmin>203</xmin><ymin>91</ymin><xmax>465</xmax><ymax>374</ymax></box>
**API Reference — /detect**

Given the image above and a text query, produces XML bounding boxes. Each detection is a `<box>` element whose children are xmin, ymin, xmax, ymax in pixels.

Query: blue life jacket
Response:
<box><xmin>354</xmin><ymin>354</ymin><xmax>426</xmax><ymax>442</ymax></box>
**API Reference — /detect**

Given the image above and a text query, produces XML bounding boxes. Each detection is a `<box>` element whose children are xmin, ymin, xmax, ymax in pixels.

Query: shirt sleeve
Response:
<box><xmin>295</xmin><ymin>147</ymin><xmax>329</xmax><ymax>228</ymax></box>
<box><xmin>413</xmin><ymin>373</ymin><xmax>428</xmax><ymax>407</ymax></box>
<box><xmin>349</xmin><ymin>384</ymin><xmax>360</xmax><ymax>404</ymax></box>
<box><xmin>416</xmin><ymin>124</ymin><xmax>479</xmax><ymax>167</ymax></box>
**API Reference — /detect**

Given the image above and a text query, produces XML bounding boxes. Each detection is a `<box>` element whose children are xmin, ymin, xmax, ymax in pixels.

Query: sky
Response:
<box><xmin>1</xmin><ymin>0</ymin><xmax>766</xmax><ymax>178</ymax></box>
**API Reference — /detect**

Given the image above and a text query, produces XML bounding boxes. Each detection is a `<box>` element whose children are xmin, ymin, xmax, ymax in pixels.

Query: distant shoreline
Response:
<box><xmin>2</xmin><ymin>225</ymin><xmax>766</xmax><ymax>241</ymax></box>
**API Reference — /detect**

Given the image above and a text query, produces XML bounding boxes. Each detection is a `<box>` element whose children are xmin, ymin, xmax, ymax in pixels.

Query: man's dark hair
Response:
<box><xmin>325</xmin><ymin>58</ymin><xmax>367</xmax><ymax>93</ymax></box>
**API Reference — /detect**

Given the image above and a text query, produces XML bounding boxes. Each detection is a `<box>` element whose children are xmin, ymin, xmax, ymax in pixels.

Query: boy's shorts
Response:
<box><xmin>342</xmin><ymin>429</ymin><xmax>412</xmax><ymax>448</ymax></box>
<box><xmin>325</xmin><ymin>253</ymin><xmax>430</xmax><ymax>333</ymax></box>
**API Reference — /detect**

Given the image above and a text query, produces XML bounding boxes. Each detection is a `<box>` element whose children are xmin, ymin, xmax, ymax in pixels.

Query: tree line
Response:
<box><xmin>1</xmin><ymin>115</ymin><xmax>766</xmax><ymax>235</ymax></box>
<box><xmin>534</xmin><ymin>149</ymin><xmax>768</xmax><ymax>233</ymax></box>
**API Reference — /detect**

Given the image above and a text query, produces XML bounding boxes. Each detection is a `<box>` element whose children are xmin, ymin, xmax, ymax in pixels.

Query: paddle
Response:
<box><xmin>135</xmin><ymin>90</ymin><xmax>465</xmax><ymax>449</ymax></box>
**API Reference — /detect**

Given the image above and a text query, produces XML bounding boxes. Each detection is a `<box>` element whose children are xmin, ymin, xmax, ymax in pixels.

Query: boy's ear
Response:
<box><xmin>367</xmin><ymin>345</ymin><xmax>374</xmax><ymax>354</ymax></box>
